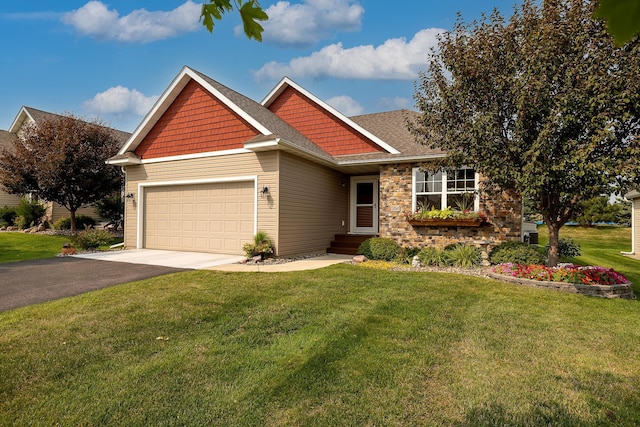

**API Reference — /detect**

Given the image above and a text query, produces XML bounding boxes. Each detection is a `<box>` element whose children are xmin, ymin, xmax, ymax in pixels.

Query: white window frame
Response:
<box><xmin>411</xmin><ymin>167</ymin><xmax>480</xmax><ymax>212</ymax></box>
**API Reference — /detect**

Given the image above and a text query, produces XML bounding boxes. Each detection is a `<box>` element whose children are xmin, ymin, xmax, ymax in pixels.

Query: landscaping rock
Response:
<box><xmin>353</xmin><ymin>255</ymin><xmax>368</xmax><ymax>264</ymax></box>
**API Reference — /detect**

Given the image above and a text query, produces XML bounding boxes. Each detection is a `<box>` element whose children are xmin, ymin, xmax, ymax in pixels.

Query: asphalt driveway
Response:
<box><xmin>0</xmin><ymin>257</ymin><xmax>185</xmax><ymax>312</ymax></box>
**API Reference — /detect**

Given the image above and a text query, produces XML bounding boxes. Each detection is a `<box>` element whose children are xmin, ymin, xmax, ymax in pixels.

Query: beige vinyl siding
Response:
<box><xmin>48</xmin><ymin>203</ymin><xmax>101</xmax><ymax>223</ymax></box>
<box><xmin>0</xmin><ymin>192</ymin><xmax>21</xmax><ymax>208</ymax></box>
<box><xmin>123</xmin><ymin>152</ymin><xmax>278</xmax><ymax>252</ymax></box>
<box><xmin>277</xmin><ymin>152</ymin><xmax>348</xmax><ymax>256</ymax></box>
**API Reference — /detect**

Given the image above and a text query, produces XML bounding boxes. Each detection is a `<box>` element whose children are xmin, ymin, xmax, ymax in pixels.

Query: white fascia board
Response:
<box><xmin>261</xmin><ymin>77</ymin><xmax>401</xmax><ymax>155</ymax></box>
<box><xmin>105</xmin><ymin>157</ymin><xmax>142</xmax><ymax>166</ymax></box>
<box><xmin>8</xmin><ymin>107</ymin><xmax>33</xmax><ymax>134</ymax></box>
<box><xmin>335</xmin><ymin>153</ymin><xmax>446</xmax><ymax>167</ymax></box>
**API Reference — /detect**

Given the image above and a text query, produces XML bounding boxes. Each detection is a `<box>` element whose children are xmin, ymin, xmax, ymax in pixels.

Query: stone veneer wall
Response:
<box><xmin>379</xmin><ymin>164</ymin><xmax>522</xmax><ymax>251</ymax></box>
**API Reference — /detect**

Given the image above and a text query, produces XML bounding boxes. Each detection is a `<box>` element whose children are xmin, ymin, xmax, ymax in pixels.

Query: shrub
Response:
<box><xmin>95</xmin><ymin>193</ymin><xmax>124</xmax><ymax>228</ymax></box>
<box><xmin>71</xmin><ymin>229</ymin><xmax>113</xmax><ymax>250</ymax></box>
<box><xmin>489</xmin><ymin>241</ymin><xmax>545</xmax><ymax>265</ymax></box>
<box><xmin>418</xmin><ymin>247</ymin><xmax>451</xmax><ymax>267</ymax></box>
<box><xmin>367</xmin><ymin>237</ymin><xmax>401</xmax><ymax>261</ymax></box>
<box><xmin>546</xmin><ymin>237</ymin><xmax>581</xmax><ymax>258</ymax></box>
<box><xmin>358</xmin><ymin>238</ymin><xmax>372</xmax><ymax>258</ymax></box>
<box><xmin>54</xmin><ymin>215</ymin><xmax>97</xmax><ymax>230</ymax></box>
<box><xmin>396</xmin><ymin>247</ymin><xmax>421</xmax><ymax>264</ymax></box>
<box><xmin>447</xmin><ymin>243</ymin><xmax>482</xmax><ymax>267</ymax></box>
<box><xmin>15</xmin><ymin>198</ymin><xmax>46</xmax><ymax>229</ymax></box>
<box><xmin>0</xmin><ymin>205</ymin><xmax>18</xmax><ymax>227</ymax></box>
<box><xmin>243</xmin><ymin>231</ymin><xmax>274</xmax><ymax>258</ymax></box>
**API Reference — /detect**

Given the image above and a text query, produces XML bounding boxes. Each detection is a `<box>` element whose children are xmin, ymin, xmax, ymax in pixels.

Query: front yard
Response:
<box><xmin>1</xmin><ymin>225</ymin><xmax>639</xmax><ymax>425</ymax></box>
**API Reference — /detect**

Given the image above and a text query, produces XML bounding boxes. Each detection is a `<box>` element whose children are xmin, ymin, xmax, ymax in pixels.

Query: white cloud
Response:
<box><xmin>378</xmin><ymin>97</ymin><xmax>413</xmax><ymax>111</ymax></box>
<box><xmin>84</xmin><ymin>86</ymin><xmax>158</xmax><ymax>116</ymax></box>
<box><xmin>254</xmin><ymin>28</ymin><xmax>445</xmax><ymax>81</ymax></box>
<box><xmin>326</xmin><ymin>95</ymin><xmax>363</xmax><ymax>116</ymax></box>
<box><xmin>61</xmin><ymin>1</ymin><xmax>200</xmax><ymax>43</ymax></box>
<box><xmin>253</xmin><ymin>0</ymin><xmax>364</xmax><ymax>48</ymax></box>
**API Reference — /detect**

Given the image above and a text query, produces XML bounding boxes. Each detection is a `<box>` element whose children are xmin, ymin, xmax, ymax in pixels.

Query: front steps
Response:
<box><xmin>327</xmin><ymin>234</ymin><xmax>375</xmax><ymax>255</ymax></box>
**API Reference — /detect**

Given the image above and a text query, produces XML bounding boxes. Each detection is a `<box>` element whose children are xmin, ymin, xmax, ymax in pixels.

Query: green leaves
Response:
<box><xmin>200</xmin><ymin>0</ymin><xmax>268</xmax><ymax>42</ymax></box>
<box><xmin>595</xmin><ymin>0</ymin><xmax>640</xmax><ymax>46</ymax></box>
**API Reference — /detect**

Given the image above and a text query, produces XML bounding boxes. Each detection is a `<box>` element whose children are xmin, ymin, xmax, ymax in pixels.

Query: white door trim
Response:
<box><xmin>350</xmin><ymin>175</ymin><xmax>379</xmax><ymax>234</ymax></box>
<box><xmin>136</xmin><ymin>176</ymin><xmax>258</xmax><ymax>249</ymax></box>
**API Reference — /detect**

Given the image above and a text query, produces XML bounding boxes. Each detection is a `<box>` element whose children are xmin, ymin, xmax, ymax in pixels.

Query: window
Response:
<box><xmin>412</xmin><ymin>167</ymin><xmax>478</xmax><ymax>212</ymax></box>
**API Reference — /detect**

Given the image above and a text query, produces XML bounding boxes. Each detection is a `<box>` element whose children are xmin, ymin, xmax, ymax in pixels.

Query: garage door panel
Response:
<box><xmin>144</xmin><ymin>181</ymin><xmax>255</xmax><ymax>254</ymax></box>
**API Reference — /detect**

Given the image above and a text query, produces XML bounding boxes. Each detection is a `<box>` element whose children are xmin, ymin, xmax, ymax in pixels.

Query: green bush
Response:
<box><xmin>447</xmin><ymin>243</ymin><xmax>482</xmax><ymax>267</ymax></box>
<box><xmin>358</xmin><ymin>238</ymin><xmax>373</xmax><ymax>258</ymax></box>
<box><xmin>54</xmin><ymin>215</ymin><xmax>97</xmax><ymax>230</ymax></box>
<box><xmin>71</xmin><ymin>229</ymin><xmax>113</xmax><ymax>250</ymax></box>
<box><xmin>362</xmin><ymin>237</ymin><xmax>401</xmax><ymax>261</ymax></box>
<box><xmin>396</xmin><ymin>247</ymin><xmax>421</xmax><ymax>264</ymax></box>
<box><xmin>546</xmin><ymin>237</ymin><xmax>581</xmax><ymax>258</ymax></box>
<box><xmin>0</xmin><ymin>205</ymin><xmax>18</xmax><ymax>227</ymax></box>
<box><xmin>15</xmin><ymin>199</ymin><xmax>46</xmax><ymax>229</ymax></box>
<box><xmin>489</xmin><ymin>241</ymin><xmax>545</xmax><ymax>265</ymax></box>
<box><xmin>418</xmin><ymin>247</ymin><xmax>451</xmax><ymax>267</ymax></box>
<box><xmin>95</xmin><ymin>193</ymin><xmax>124</xmax><ymax>227</ymax></box>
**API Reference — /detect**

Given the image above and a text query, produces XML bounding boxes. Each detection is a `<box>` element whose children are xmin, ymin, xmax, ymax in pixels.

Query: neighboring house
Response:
<box><xmin>1</xmin><ymin>106</ymin><xmax>131</xmax><ymax>223</ymax></box>
<box><xmin>108</xmin><ymin>66</ymin><xmax>522</xmax><ymax>257</ymax></box>
<box><xmin>625</xmin><ymin>190</ymin><xmax>639</xmax><ymax>256</ymax></box>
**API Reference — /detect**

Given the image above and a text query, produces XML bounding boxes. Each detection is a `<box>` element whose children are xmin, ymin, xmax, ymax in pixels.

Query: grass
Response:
<box><xmin>0</xmin><ymin>232</ymin><xmax>71</xmax><ymax>263</ymax></box>
<box><xmin>2</xmin><ymin>266</ymin><xmax>640</xmax><ymax>424</ymax></box>
<box><xmin>1</xmin><ymin>226</ymin><xmax>639</xmax><ymax>425</ymax></box>
<box><xmin>537</xmin><ymin>224</ymin><xmax>640</xmax><ymax>293</ymax></box>
<box><xmin>0</xmin><ymin>232</ymin><xmax>124</xmax><ymax>263</ymax></box>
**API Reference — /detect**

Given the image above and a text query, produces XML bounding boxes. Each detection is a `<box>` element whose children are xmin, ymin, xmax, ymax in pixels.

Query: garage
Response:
<box><xmin>142</xmin><ymin>181</ymin><xmax>255</xmax><ymax>254</ymax></box>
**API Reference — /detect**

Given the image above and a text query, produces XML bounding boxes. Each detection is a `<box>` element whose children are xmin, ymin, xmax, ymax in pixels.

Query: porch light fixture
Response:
<box><xmin>260</xmin><ymin>186</ymin><xmax>269</xmax><ymax>196</ymax></box>
<box><xmin>126</xmin><ymin>193</ymin><xmax>135</xmax><ymax>199</ymax></box>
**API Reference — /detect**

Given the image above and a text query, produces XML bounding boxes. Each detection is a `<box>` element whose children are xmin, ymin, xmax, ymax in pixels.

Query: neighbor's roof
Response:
<box><xmin>9</xmin><ymin>106</ymin><xmax>131</xmax><ymax>147</ymax></box>
<box><xmin>0</xmin><ymin>130</ymin><xmax>18</xmax><ymax>152</ymax></box>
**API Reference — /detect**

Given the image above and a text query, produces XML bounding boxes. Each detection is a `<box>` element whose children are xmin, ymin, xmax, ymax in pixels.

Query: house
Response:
<box><xmin>108</xmin><ymin>66</ymin><xmax>522</xmax><ymax>257</ymax></box>
<box><xmin>1</xmin><ymin>106</ymin><xmax>131</xmax><ymax>223</ymax></box>
<box><xmin>625</xmin><ymin>190</ymin><xmax>639</xmax><ymax>256</ymax></box>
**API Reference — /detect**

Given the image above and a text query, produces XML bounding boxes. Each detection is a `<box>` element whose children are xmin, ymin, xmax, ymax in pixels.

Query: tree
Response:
<box><xmin>572</xmin><ymin>196</ymin><xmax>621</xmax><ymax>227</ymax></box>
<box><xmin>595</xmin><ymin>0</ymin><xmax>640</xmax><ymax>46</ymax></box>
<box><xmin>413</xmin><ymin>0</ymin><xmax>640</xmax><ymax>266</ymax></box>
<box><xmin>200</xmin><ymin>0</ymin><xmax>268</xmax><ymax>41</ymax></box>
<box><xmin>0</xmin><ymin>115</ymin><xmax>122</xmax><ymax>231</ymax></box>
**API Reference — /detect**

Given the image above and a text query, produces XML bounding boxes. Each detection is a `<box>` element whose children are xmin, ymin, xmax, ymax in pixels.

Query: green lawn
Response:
<box><xmin>2</xmin><ymin>250</ymin><xmax>640</xmax><ymax>424</ymax></box>
<box><xmin>537</xmin><ymin>224</ymin><xmax>640</xmax><ymax>293</ymax></box>
<box><xmin>0</xmin><ymin>232</ymin><xmax>124</xmax><ymax>263</ymax></box>
<box><xmin>0</xmin><ymin>232</ymin><xmax>71</xmax><ymax>263</ymax></box>
<box><xmin>1</xmin><ymin>227</ymin><xmax>639</xmax><ymax>425</ymax></box>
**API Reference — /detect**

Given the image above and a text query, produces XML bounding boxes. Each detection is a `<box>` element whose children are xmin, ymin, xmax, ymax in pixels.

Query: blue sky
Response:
<box><xmin>0</xmin><ymin>0</ymin><xmax>522</xmax><ymax>133</ymax></box>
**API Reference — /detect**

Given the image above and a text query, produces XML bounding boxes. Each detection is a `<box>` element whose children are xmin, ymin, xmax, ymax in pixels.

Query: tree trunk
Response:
<box><xmin>546</xmin><ymin>221</ymin><xmax>560</xmax><ymax>267</ymax></box>
<box><xmin>70</xmin><ymin>209</ymin><xmax>77</xmax><ymax>232</ymax></box>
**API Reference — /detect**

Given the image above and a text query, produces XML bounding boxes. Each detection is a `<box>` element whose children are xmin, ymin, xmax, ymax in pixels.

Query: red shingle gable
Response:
<box><xmin>135</xmin><ymin>80</ymin><xmax>259</xmax><ymax>159</ymax></box>
<box><xmin>268</xmin><ymin>87</ymin><xmax>385</xmax><ymax>156</ymax></box>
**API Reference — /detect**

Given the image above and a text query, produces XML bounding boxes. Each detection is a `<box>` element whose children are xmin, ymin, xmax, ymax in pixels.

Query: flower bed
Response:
<box><xmin>489</xmin><ymin>263</ymin><xmax>635</xmax><ymax>299</ymax></box>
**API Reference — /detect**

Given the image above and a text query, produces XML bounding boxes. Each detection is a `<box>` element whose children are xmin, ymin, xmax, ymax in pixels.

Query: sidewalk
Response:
<box><xmin>207</xmin><ymin>254</ymin><xmax>353</xmax><ymax>272</ymax></box>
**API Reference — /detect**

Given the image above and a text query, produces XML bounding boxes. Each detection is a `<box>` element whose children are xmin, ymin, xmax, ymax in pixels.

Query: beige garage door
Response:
<box><xmin>144</xmin><ymin>181</ymin><xmax>255</xmax><ymax>254</ymax></box>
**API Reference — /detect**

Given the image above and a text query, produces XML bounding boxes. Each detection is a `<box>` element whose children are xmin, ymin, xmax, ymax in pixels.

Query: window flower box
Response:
<box><xmin>406</xmin><ymin>207</ymin><xmax>489</xmax><ymax>227</ymax></box>
<box><xmin>407</xmin><ymin>218</ymin><xmax>487</xmax><ymax>227</ymax></box>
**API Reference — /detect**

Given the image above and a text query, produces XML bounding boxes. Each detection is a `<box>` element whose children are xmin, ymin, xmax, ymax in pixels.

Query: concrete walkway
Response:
<box><xmin>208</xmin><ymin>253</ymin><xmax>353</xmax><ymax>272</ymax></box>
<box><xmin>73</xmin><ymin>249</ymin><xmax>245</xmax><ymax>269</ymax></box>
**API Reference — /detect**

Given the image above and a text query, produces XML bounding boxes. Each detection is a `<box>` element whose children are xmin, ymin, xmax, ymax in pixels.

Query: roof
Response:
<box><xmin>111</xmin><ymin>66</ymin><xmax>443</xmax><ymax>170</ymax></box>
<box><xmin>0</xmin><ymin>130</ymin><xmax>18</xmax><ymax>153</ymax></box>
<box><xmin>625</xmin><ymin>190</ymin><xmax>640</xmax><ymax>200</ymax></box>
<box><xmin>9</xmin><ymin>106</ymin><xmax>131</xmax><ymax>147</ymax></box>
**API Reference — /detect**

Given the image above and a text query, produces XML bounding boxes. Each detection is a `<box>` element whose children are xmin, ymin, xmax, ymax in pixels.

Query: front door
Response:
<box><xmin>350</xmin><ymin>176</ymin><xmax>379</xmax><ymax>234</ymax></box>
